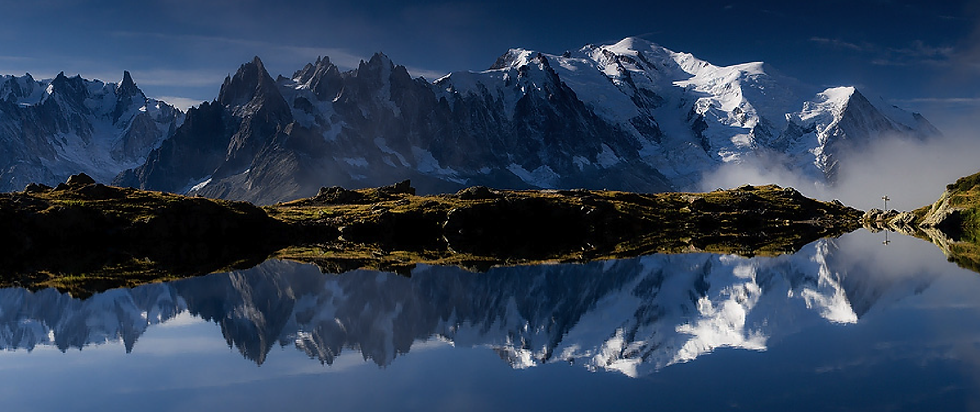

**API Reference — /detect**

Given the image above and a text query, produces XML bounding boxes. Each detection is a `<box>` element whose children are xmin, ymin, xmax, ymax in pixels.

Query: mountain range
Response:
<box><xmin>0</xmin><ymin>37</ymin><xmax>939</xmax><ymax>203</ymax></box>
<box><xmin>0</xmin><ymin>71</ymin><xmax>182</xmax><ymax>191</ymax></box>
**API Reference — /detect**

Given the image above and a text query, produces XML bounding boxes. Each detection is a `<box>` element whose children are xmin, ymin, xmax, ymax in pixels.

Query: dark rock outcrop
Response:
<box><xmin>455</xmin><ymin>186</ymin><xmax>498</xmax><ymax>200</ymax></box>
<box><xmin>1</xmin><ymin>180</ymin><xmax>864</xmax><ymax>295</ymax></box>
<box><xmin>0</xmin><ymin>183</ymin><xmax>293</xmax><ymax>295</ymax></box>
<box><xmin>861</xmin><ymin>208</ymin><xmax>918</xmax><ymax>236</ymax></box>
<box><xmin>66</xmin><ymin>173</ymin><xmax>95</xmax><ymax>186</ymax></box>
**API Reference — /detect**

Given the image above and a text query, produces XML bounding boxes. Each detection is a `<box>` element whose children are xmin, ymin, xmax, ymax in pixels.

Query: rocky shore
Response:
<box><xmin>861</xmin><ymin>170</ymin><xmax>980</xmax><ymax>272</ymax></box>
<box><xmin>1</xmin><ymin>174</ymin><xmax>864</xmax><ymax>296</ymax></box>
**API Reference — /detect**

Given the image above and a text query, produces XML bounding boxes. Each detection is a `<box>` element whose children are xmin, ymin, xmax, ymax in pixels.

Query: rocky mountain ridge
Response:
<box><xmin>0</xmin><ymin>71</ymin><xmax>183</xmax><ymax>191</ymax></box>
<box><xmin>111</xmin><ymin>37</ymin><xmax>938</xmax><ymax>204</ymax></box>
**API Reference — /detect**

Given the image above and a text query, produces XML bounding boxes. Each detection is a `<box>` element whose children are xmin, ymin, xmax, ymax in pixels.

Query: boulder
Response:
<box><xmin>378</xmin><ymin>179</ymin><xmax>415</xmax><ymax>196</ymax></box>
<box><xmin>23</xmin><ymin>183</ymin><xmax>52</xmax><ymax>193</ymax></box>
<box><xmin>862</xmin><ymin>208</ymin><xmax>899</xmax><ymax>222</ymax></box>
<box><xmin>919</xmin><ymin>191</ymin><xmax>957</xmax><ymax>229</ymax></box>
<box><xmin>779</xmin><ymin>187</ymin><xmax>804</xmax><ymax>200</ymax></box>
<box><xmin>66</xmin><ymin>173</ymin><xmax>96</xmax><ymax>186</ymax></box>
<box><xmin>314</xmin><ymin>186</ymin><xmax>366</xmax><ymax>204</ymax></box>
<box><xmin>78</xmin><ymin>183</ymin><xmax>125</xmax><ymax>200</ymax></box>
<box><xmin>891</xmin><ymin>211</ymin><xmax>916</xmax><ymax>226</ymax></box>
<box><xmin>456</xmin><ymin>186</ymin><xmax>497</xmax><ymax>200</ymax></box>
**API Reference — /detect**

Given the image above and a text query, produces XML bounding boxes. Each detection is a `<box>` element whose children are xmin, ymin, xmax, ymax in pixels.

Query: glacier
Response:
<box><xmin>0</xmin><ymin>71</ymin><xmax>183</xmax><ymax>191</ymax></box>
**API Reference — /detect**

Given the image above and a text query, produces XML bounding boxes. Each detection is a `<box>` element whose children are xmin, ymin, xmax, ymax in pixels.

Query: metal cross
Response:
<box><xmin>882</xmin><ymin>195</ymin><xmax>890</xmax><ymax>210</ymax></box>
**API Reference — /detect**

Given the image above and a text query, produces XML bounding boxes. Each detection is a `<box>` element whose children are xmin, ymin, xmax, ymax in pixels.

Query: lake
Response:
<box><xmin>2</xmin><ymin>229</ymin><xmax>979</xmax><ymax>411</ymax></box>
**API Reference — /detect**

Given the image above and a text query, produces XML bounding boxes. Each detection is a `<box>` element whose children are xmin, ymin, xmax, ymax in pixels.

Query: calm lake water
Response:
<box><xmin>2</xmin><ymin>230</ymin><xmax>980</xmax><ymax>411</ymax></box>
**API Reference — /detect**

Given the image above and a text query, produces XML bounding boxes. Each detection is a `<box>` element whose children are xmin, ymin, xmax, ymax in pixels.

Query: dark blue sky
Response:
<box><xmin>0</xmin><ymin>0</ymin><xmax>976</xmax><ymax>129</ymax></box>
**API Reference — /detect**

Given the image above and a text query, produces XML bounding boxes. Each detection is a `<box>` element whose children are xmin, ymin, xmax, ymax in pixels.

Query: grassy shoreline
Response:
<box><xmin>1</xmin><ymin>177</ymin><xmax>864</xmax><ymax>296</ymax></box>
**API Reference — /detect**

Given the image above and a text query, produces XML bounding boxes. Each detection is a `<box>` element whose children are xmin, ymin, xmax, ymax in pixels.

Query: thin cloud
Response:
<box><xmin>699</xmin><ymin>132</ymin><xmax>980</xmax><ymax>211</ymax></box>
<box><xmin>810</xmin><ymin>37</ymin><xmax>871</xmax><ymax>52</ymax></box>
<box><xmin>868</xmin><ymin>58</ymin><xmax>954</xmax><ymax>68</ymax></box>
<box><xmin>871</xmin><ymin>58</ymin><xmax>953</xmax><ymax>68</ymax></box>
<box><xmin>888</xmin><ymin>40</ymin><xmax>954</xmax><ymax>60</ymax></box>
<box><xmin>0</xmin><ymin>55</ymin><xmax>34</xmax><ymax>63</ymax></box>
<box><xmin>111</xmin><ymin>30</ymin><xmax>451</xmax><ymax>83</ymax></box>
<box><xmin>892</xmin><ymin>97</ymin><xmax>980</xmax><ymax>105</ymax></box>
<box><xmin>813</xmin><ymin>36</ymin><xmax>958</xmax><ymax>68</ymax></box>
<box><xmin>153</xmin><ymin>96</ymin><xmax>207</xmax><ymax>111</ymax></box>
<box><xmin>130</xmin><ymin>69</ymin><xmax>229</xmax><ymax>87</ymax></box>
<box><xmin>405</xmin><ymin>66</ymin><xmax>449</xmax><ymax>81</ymax></box>
<box><xmin>110</xmin><ymin>30</ymin><xmax>368</xmax><ymax>70</ymax></box>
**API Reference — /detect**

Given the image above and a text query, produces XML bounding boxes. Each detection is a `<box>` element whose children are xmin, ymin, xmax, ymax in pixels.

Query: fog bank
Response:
<box><xmin>699</xmin><ymin>130</ymin><xmax>980</xmax><ymax>211</ymax></box>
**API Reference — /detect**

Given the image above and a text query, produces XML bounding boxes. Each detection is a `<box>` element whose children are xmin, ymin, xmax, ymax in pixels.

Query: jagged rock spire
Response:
<box><xmin>218</xmin><ymin>56</ymin><xmax>284</xmax><ymax>110</ymax></box>
<box><xmin>118</xmin><ymin>71</ymin><xmax>141</xmax><ymax>98</ymax></box>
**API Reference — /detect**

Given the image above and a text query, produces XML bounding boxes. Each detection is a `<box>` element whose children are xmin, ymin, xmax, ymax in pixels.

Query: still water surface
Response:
<box><xmin>1</xmin><ymin>230</ymin><xmax>979</xmax><ymax>411</ymax></box>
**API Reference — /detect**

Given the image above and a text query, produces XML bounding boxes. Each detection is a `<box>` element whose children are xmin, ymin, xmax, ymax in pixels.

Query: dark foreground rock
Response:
<box><xmin>1</xmin><ymin>178</ymin><xmax>863</xmax><ymax>296</ymax></box>
<box><xmin>271</xmin><ymin>183</ymin><xmax>864</xmax><ymax>273</ymax></box>
<box><xmin>0</xmin><ymin>177</ymin><xmax>292</xmax><ymax>296</ymax></box>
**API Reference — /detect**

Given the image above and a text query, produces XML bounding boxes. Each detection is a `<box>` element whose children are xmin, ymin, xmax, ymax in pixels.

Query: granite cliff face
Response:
<box><xmin>0</xmin><ymin>72</ymin><xmax>182</xmax><ymax>191</ymax></box>
<box><xmin>117</xmin><ymin>53</ymin><xmax>673</xmax><ymax>204</ymax></box>
<box><xmin>111</xmin><ymin>38</ymin><xmax>938</xmax><ymax>204</ymax></box>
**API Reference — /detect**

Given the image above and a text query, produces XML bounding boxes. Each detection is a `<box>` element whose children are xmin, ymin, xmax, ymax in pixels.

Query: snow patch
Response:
<box><xmin>190</xmin><ymin>177</ymin><xmax>212</xmax><ymax>192</ymax></box>
<box><xmin>596</xmin><ymin>144</ymin><xmax>621</xmax><ymax>168</ymax></box>
<box><xmin>410</xmin><ymin>146</ymin><xmax>466</xmax><ymax>183</ymax></box>
<box><xmin>342</xmin><ymin>157</ymin><xmax>369</xmax><ymax>167</ymax></box>
<box><xmin>507</xmin><ymin>163</ymin><xmax>560</xmax><ymax>187</ymax></box>
<box><xmin>374</xmin><ymin>137</ymin><xmax>409</xmax><ymax>167</ymax></box>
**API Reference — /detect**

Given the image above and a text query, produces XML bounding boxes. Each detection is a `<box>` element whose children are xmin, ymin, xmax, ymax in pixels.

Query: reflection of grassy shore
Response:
<box><xmin>870</xmin><ymin>171</ymin><xmax>980</xmax><ymax>273</ymax></box>
<box><xmin>942</xmin><ymin>173</ymin><xmax>980</xmax><ymax>242</ymax></box>
<box><xmin>0</xmin><ymin>176</ymin><xmax>863</xmax><ymax>296</ymax></box>
<box><xmin>922</xmin><ymin>171</ymin><xmax>980</xmax><ymax>272</ymax></box>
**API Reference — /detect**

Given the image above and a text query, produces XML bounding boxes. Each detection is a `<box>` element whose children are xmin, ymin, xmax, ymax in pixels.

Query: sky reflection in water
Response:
<box><xmin>1</xmin><ymin>230</ymin><xmax>979</xmax><ymax>411</ymax></box>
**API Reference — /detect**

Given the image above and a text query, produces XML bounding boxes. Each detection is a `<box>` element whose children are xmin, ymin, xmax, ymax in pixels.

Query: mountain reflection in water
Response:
<box><xmin>0</xmin><ymin>230</ymin><xmax>948</xmax><ymax>378</ymax></box>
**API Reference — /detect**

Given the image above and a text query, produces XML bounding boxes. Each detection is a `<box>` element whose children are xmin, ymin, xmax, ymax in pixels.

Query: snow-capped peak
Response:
<box><xmin>0</xmin><ymin>73</ymin><xmax>44</xmax><ymax>106</ymax></box>
<box><xmin>488</xmin><ymin>48</ymin><xmax>539</xmax><ymax>70</ymax></box>
<box><xmin>795</xmin><ymin>86</ymin><xmax>855</xmax><ymax>124</ymax></box>
<box><xmin>113</xmin><ymin>37</ymin><xmax>939</xmax><ymax>203</ymax></box>
<box><xmin>606</xmin><ymin>36</ymin><xmax>659</xmax><ymax>53</ymax></box>
<box><xmin>0</xmin><ymin>70</ymin><xmax>183</xmax><ymax>191</ymax></box>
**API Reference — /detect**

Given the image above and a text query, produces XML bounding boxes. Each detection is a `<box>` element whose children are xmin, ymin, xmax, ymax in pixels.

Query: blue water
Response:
<box><xmin>1</xmin><ymin>230</ymin><xmax>978</xmax><ymax>411</ymax></box>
